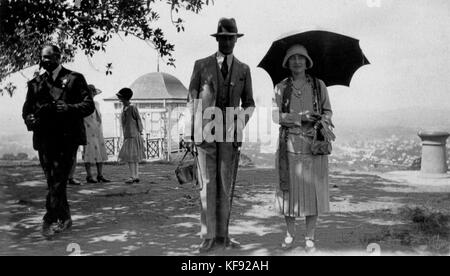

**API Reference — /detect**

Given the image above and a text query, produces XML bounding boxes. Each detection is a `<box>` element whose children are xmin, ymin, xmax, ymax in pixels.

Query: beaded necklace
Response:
<box><xmin>291</xmin><ymin>77</ymin><xmax>311</xmax><ymax>97</ymax></box>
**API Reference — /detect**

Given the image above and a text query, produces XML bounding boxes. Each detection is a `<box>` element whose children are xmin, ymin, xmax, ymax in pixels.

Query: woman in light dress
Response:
<box><xmin>116</xmin><ymin>88</ymin><xmax>146</xmax><ymax>184</ymax></box>
<box><xmin>82</xmin><ymin>84</ymin><xmax>110</xmax><ymax>184</ymax></box>
<box><xmin>273</xmin><ymin>44</ymin><xmax>333</xmax><ymax>253</ymax></box>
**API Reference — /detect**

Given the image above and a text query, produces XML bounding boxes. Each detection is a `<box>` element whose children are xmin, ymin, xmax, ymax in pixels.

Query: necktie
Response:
<box><xmin>221</xmin><ymin>55</ymin><xmax>229</xmax><ymax>79</ymax></box>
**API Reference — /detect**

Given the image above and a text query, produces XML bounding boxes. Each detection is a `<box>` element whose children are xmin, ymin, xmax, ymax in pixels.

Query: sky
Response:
<box><xmin>1</xmin><ymin>0</ymin><xmax>450</xmax><ymax>142</ymax></box>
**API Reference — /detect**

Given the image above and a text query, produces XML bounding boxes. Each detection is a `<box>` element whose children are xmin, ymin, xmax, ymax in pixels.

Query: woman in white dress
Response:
<box><xmin>82</xmin><ymin>85</ymin><xmax>111</xmax><ymax>184</ymax></box>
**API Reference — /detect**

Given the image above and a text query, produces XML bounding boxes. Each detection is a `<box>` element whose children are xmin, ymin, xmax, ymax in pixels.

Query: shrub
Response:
<box><xmin>1</xmin><ymin>153</ymin><xmax>17</xmax><ymax>160</ymax></box>
<box><xmin>16</xmin><ymin>152</ymin><xmax>29</xmax><ymax>160</ymax></box>
<box><xmin>399</xmin><ymin>206</ymin><xmax>450</xmax><ymax>237</ymax></box>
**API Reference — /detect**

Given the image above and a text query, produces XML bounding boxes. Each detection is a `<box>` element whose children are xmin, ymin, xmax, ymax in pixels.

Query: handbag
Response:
<box><xmin>175</xmin><ymin>150</ymin><xmax>198</xmax><ymax>186</ymax></box>
<box><xmin>310</xmin><ymin>78</ymin><xmax>335</xmax><ymax>156</ymax></box>
<box><xmin>311</xmin><ymin>121</ymin><xmax>333</xmax><ymax>155</ymax></box>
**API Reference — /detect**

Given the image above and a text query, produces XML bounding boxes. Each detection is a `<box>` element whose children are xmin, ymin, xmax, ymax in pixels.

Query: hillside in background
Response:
<box><xmin>0</xmin><ymin>133</ymin><xmax>34</xmax><ymax>158</ymax></box>
<box><xmin>243</xmin><ymin>107</ymin><xmax>450</xmax><ymax>169</ymax></box>
<box><xmin>334</xmin><ymin>107</ymin><xmax>450</xmax><ymax>133</ymax></box>
<box><xmin>1</xmin><ymin>107</ymin><xmax>449</xmax><ymax>163</ymax></box>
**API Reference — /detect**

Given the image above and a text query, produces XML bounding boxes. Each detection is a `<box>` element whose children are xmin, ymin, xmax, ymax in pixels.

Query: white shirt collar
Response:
<box><xmin>216</xmin><ymin>52</ymin><xmax>233</xmax><ymax>69</ymax></box>
<box><xmin>50</xmin><ymin>65</ymin><xmax>62</xmax><ymax>81</ymax></box>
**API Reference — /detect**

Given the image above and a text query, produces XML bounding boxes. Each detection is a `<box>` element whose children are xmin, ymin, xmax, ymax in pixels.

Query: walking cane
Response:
<box><xmin>224</xmin><ymin>144</ymin><xmax>241</xmax><ymax>248</ymax></box>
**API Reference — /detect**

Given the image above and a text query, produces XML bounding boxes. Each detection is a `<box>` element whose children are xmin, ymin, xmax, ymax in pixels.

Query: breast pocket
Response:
<box><xmin>232</xmin><ymin>76</ymin><xmax>245</xmax><ymax>96</ymax></box>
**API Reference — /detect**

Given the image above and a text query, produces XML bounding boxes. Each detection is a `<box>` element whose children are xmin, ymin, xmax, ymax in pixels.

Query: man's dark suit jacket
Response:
<box><xmin>22</xmin><ymin>66</ymin><xmax>95</xmax><ymax>150</ymax></box>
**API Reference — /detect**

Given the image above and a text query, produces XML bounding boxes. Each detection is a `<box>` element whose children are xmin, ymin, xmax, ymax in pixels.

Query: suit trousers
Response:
<box><xmin>197</xmin><ymin>142</ymin><xmax>240</xmax><ymax>239</ymax></box>
<box><xmin>38</xmin><ymin>142</ymin><xmax>78</xmax><ymax>224</ymax></box>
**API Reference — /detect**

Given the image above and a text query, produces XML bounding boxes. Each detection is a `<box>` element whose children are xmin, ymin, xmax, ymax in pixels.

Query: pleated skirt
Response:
<box><xmin>118</xmin><ymin>137</ymin><xmax>146</xmax><ymax>163</ymax></box>
<box><xmin>276</xmin><ymin>153</ymin><xmax>330</xmax><ymax>217</ymax></box>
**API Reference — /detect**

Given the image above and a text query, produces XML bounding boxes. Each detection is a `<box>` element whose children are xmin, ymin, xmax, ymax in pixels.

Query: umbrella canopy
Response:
<box><xmin>258</xmin><ymin>30</ymin><xmax>370</xmax><ymax>87</ymax></box>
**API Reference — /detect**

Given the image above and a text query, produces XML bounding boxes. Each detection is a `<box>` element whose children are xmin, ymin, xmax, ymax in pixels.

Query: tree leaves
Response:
<box><xmin>0</xmin><ymin>0</ymin><xmax>213</xmax><ymax>95</ymax></box>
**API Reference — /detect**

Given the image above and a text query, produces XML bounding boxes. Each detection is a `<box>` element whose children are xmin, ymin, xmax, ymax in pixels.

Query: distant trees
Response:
<box><xmin>16</xmin><ymin>152</ymin><xmax>29</xmax><ymax>160</ymax></box>
<box><xmin>1</xmin><ymin>153</ymin><xmax>17</xmax><ymax>161</ymax></box>
<box><xmin>1</xmin><ymin>152</ymin><xmax>29</xmax><ymax>160</ymax></box>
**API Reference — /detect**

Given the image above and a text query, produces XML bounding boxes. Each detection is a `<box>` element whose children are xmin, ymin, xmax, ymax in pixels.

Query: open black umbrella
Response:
<box><xmin>258</xmin><ymin>30</ymin><xmax>370</xmax><ymax>87</ymax></box>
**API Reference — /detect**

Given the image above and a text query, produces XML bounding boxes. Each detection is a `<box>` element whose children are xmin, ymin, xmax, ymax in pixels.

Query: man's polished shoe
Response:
<box><xmin>217</xmin><ymin>237</ymin><xmax>241</xmax><ymax>249</ymax></box>
<box><xmin>54</xmin><ymin>219</ymin><xmax>72</xmax><ymax>233</ymax></box>
<box><xmin>41</xmin><ymin>222</ymin><xmax>54</xmax><ymax>238</ymax></box>
<box><xmin>224</xmin><ymin>237</ymin><xmax>241</xmax><ymax>249</ymax></box>
<box><xmin>68</xmin><ymin>178</ymin><xmax>81</xmax><ymax>186</ymax></box>
<box><xmin>198</xmin><ymin>239</ymin><xmax>216</xmax><ymax>254</ymax></box>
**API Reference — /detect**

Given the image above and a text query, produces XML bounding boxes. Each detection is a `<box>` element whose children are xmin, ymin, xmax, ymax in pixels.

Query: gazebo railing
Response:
<box><xmin>104</xmin><ymin>136</ymin><xmax>164</xmax><ymax>160</ymax></box>
<box><xmin>146</xmin><ymin>134</ymin><xmax>163</xmax><ymax>159</ymax></box>
<box><xmin>104</xmin><ymin>137</ymin><xmax>122</xmax><ymax>157</ymax></box>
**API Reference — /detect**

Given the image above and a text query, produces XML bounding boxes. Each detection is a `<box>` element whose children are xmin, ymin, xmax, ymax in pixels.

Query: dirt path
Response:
<box><xmin>0</xmin><ymin>163</ymin><xmax>449</xmax><ymax>256</ymax></box>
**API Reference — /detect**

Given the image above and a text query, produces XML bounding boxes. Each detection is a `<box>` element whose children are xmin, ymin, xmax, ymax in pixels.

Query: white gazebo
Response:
<box><xmin>104</xmin><ymin>72</ymin><xmax>188</xmax><ymax>161</ymax></box>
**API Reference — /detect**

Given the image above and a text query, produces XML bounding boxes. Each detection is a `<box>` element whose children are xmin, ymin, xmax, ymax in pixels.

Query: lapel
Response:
<box><xmin>36</xmin><ymin>73</ymin><xmax>49</xmax><ymax>91</ymax></box>
<box><xmin>207</xmin><ymin>54</ymin><xmax>218</xmax><ymax>94</ymax></box>
<box><xmin>228</xmin><ymin>56</ymin><xmax>241</xmax><ymax>102</ymax></box>
<box><xmin>49</xmin><ymin>67</ymin><xmax>69</xmax><ymax>101</ymax></box>
<box><xmin>33</xmin><ymin>73</ymin><xmax>51</xmax><ymax>102</ymax></box>
<box><xmin>55</xmin><ymin>66</ymin><xmax>69</xmax><ymax>82</ymax></box>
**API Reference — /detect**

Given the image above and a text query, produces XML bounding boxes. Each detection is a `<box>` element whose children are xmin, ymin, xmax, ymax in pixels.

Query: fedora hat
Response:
<box><xmin>282</xmin><ymin>44</ymin><xmax>314</xmax><ymax>69</ymax></box>
<box><xmin>211</xmin><ymin>18</ymin><xmax>244</xmax><ymax>38</ymax></box>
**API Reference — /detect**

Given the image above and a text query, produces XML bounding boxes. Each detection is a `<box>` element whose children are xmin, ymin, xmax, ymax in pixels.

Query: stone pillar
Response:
<box><xmin>418</xmin><ymin>131</ymin><xmax>449</xmax><ymax>176</ymax></box>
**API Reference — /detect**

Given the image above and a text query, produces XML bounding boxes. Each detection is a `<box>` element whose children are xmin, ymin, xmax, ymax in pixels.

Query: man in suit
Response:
<box><xmin>185</xmin><ymin>18</ymin><xmax>255</xmax><ymax>253</ymax></box>
<box><xmin>22</xmin><ymin>45</ymin><xmax>95</xmax><ymax>237</ymax></box>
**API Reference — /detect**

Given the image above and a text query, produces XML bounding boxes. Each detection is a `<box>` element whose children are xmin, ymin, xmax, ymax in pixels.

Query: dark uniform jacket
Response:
<box><xmin>22</xmin><ymin>67</ymin><xmax>95</xmax><ymax>150</ymax></box>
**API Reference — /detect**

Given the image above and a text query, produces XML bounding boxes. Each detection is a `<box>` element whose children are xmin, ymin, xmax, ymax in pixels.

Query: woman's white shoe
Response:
<box><xmin>281</xmin><ymin>236</ymin><xmax>295</xmax><ymax>249</ymax></box>
<box><xmin>305</xmin><ymin>238</ymin><xmax>316</xmax><ymax>253</ymax></box>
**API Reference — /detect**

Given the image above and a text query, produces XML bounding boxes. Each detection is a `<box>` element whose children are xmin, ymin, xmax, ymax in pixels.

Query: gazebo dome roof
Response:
<box><xmin>107</xmin><ymin>72</ymin><xmax>188</xmax><ymax>101</ymax></box>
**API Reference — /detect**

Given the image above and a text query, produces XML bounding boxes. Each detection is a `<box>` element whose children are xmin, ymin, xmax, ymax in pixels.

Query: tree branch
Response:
<box><xmin>19</xmin><ymin>71</ymin><xmax>30</xmax><ymax>81</ymax></box>
<box><xmin>3</xmin><ymin>64</ymin><xmax>39</xmax><ymax>80</ymax></box>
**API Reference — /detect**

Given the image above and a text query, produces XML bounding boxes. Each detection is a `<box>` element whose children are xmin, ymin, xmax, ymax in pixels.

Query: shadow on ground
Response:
<box><xmin>0</xmin><ymin>164</ymin><xmax>449</xmax><ymax>256</ymax></box>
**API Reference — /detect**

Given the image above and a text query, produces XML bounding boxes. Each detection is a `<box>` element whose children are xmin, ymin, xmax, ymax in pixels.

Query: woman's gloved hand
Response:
<box><xmin>300</xmin><ymin>111</ymin><xmax>322</xmax><ymax>123</ymax></box>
